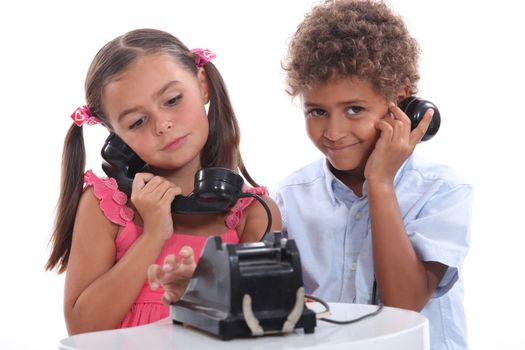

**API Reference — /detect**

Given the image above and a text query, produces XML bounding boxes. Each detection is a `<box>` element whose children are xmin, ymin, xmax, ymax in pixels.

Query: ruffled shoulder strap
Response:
<box><xmin>225</xmin><ymin>186</ymin><xmax>269</xmax><ymax>230</ymax></box>
<box><xmin>83</xmin><ymin>170</ymin><xmax>135</xmax><ymax>226</ymax></box>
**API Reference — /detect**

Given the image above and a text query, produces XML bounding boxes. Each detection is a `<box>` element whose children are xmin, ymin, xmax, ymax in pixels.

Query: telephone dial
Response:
<box><xmin>398</xmin><ymin>96</ymin><xmax>441</xmax><ymax>141</ymax></box>
<box><xmin>101</xmin><ymin>133</ymin><xmax>247</xmax><ymax>215</ymax></box>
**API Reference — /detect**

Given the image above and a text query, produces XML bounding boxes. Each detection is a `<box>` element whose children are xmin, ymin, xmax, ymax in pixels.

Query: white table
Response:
<box><xmin>59</xmin><ymin>303</ymin><xmax>429</xmax><ymax>349</ymax></box>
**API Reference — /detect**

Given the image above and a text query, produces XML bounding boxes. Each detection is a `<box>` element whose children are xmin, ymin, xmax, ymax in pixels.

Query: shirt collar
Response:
<box><xmin>321</xmin><ymin>155</ymin><xmax>412</xmax><ymax>206</ymax></box>
<box><xmin>322</xmin><ymin>159</ymin><xmax>338</xmax><ymax>206</ymax></box>
<box><xmin>322</xmin><ymin>159</ymin><xmax>360</xmax><ymax>207</ymax></box>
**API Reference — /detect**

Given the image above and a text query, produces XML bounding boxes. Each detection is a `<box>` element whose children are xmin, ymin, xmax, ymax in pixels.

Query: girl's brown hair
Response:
<box><xmin>283</xmin><ymin>0</ymin><xmax>421</xmax><ymax>101</ymax></box>
<box><xmin>46</xmin><ymin>29</ymin><xmax>255</xmax><ymax>273</ymax></box>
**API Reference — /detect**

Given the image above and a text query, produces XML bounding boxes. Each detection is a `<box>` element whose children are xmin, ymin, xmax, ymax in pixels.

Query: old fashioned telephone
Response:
<box><xmin>399</xmin><ymin>96</ymin><xmax>441</xmax><ymax>141</ymax></box>
<box><xmin>171</xmin><ymin>232</ymin><xmax>317</xmax><ymax>340</ymax></box>
<box><xmin>100</xmin><ymin>133</ymin><xmax>272</xmax><ymax>233</ymax></box>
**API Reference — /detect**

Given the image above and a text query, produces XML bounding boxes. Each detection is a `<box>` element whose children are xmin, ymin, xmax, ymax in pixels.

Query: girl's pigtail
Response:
<box><xmin>45</xmin><ymin>124</ymin><xmax>86</xmax><ymax>273</ymax></box>
<box><xmin>201</xmin><ymin>62</ymin><xmax>259</xmax><ymax>187</ymax></box>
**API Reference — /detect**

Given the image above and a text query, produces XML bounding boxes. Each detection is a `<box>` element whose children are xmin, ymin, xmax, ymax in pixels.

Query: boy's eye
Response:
<box><xmin>307</xmin><ymin>108</ymin><xmax>327</xmax><ymax>118</ymax></box>
<box><xmin>129</xmin><ymin>117</ymin><xmax>145</xmax><ymax>130</ymax></box>
<box><xmin>346</xmin><ymin>106</ymin><xmax>364</xmax><ymax>115</ymax></box>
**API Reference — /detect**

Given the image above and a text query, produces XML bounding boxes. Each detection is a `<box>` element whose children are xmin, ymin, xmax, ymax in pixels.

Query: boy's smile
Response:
<box><xmin>301</xmin><ymin>77</ymin><xmax>390</xmax><ymax>177</ymax></box>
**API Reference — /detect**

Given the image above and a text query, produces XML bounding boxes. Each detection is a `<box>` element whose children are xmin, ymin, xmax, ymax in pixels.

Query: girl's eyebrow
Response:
<box><xmin>153</xmin><ymin>80</ymin><xmax>181</xmax><ymax>99</ymax></box>
<box><xmin>117</xmin><ymin>107</ymin><xmax>141</xmax><ymax>122</ymax></box>
<box><xmin>117</xmin><ymin>81</ymin><xmax>181</xmax><ymax>122</ymax></box>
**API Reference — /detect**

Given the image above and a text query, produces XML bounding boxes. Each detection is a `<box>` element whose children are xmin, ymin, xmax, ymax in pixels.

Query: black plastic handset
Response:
<box><xmin>398</xmin><ymin>96</ymin><xmax>441</xmax><ymax>141</ymax></box>
<box><xmin>101</xmin><ymin>133</ymin><xmax>151</xmax><ymax>196</ymax></box>
<box><xmin>100</xmin><ymin>133</ymin><xmax>244</xmax><ymax>214</ymax></box>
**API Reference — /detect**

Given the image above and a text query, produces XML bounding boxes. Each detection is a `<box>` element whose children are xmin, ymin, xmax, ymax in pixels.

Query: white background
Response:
<box><xmin>0</xmin><ymin>1</ymin><xmax>524</xmax><ymax>349</ymax></box>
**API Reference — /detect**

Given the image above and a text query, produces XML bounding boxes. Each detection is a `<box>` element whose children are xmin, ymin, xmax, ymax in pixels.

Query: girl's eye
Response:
<box><xmin>166</xmin><ymin>95</ymin><xmax>182</xmax><ymax>106</ymax></box>
<box><xmin>346</xmin><ymin>106</ymin><xmax>364</xmax><ymax>115</ymax></box>
<box><xmin>129</xmin><ymin>117</ymin><xmax>145</xmax><ymax>130</ymax></box>
<box><xmin>306</xmin><ymin>108</ymin><xmax>327</xmax><ymax>118</ymax></box>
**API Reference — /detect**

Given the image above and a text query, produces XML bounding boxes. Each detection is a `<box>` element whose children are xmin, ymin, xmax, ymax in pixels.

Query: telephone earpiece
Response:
<box><xmin>398</xmin><ymin>96</ymin><xmax>441</xmax><ymax>141</ymax></box>
<box><xmin>171</xmin><ymin>168</ymin><xmax>245</xmax><ymax>214</ymax></box>
<box><xmin>193</xmin><ymin>168</ymin><xmax>244</xmax><ymax>202</ymax></box>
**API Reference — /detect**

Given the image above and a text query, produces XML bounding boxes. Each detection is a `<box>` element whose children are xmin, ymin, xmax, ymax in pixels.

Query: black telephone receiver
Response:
<box><xmin>100</xmin><ymin>133</ymin><xmax>245</xmax><ymax>214</ymax></box>
<box><xmin>398</xmin><ymin>96</ymin><xmax>441</xmax><ymax>141</ymax></box>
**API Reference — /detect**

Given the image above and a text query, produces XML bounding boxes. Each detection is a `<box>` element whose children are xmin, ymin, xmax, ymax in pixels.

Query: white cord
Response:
<box><xmin>242</xmin><ymin>294</ymin><xmax>264</xmax><ymax>336</ymax></box>
<box><xmin>281</xmin><ymin>287</ymin><xmax>305</xmax><ymax>333</ymax></box>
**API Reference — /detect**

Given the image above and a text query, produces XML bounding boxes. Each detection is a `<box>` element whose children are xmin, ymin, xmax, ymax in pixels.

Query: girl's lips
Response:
<box><xmin>162</xmin><ymin>136</ymin><xmax>187</xmax><ymax>151</ymax></box>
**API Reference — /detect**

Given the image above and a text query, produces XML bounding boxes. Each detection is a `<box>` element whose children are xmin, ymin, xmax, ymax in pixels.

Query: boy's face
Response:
<box><xmin>301</xmin><ymin>77</ymin><xmax>390</xmax><ymax>174</ymax></box>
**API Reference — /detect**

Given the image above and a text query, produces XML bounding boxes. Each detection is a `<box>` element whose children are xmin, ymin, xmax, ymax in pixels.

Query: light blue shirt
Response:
<box><xmin>272</xmin><ymin>154</ymin><xmax>473</xmax><ymax>350</ymax></box>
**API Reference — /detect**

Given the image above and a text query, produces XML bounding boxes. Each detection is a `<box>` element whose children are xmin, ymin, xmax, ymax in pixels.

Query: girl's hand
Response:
<box><xmin>131</xmin><ymin>173</ymin><xmax>182</xmax><ymax>241</ymax></box>
<box><xmin>147</xmin><ymin>246</ymin><xmax>196</xmax><ymax>305</ymax></box>
<box><xmin>364</xmin><ymin>103</ymin><xmax>433</xmax><ymax>184</ymax></box>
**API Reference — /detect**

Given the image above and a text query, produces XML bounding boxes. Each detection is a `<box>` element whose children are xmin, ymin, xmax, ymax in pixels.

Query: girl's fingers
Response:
<box><xmin>161</xmin><ymin>292</ymin><xmax>174</xmax><ymax>305</ymax></box>
<box><xmin>179</xmin><ymin>246</ymin><xmax>195</xmax><ymax>265</ymax></box>
<box><xmin>147</xmin><ymin>264</ymin><xmax>164</xmax><ymax>290</ymax></box>
<box><xmin>150</xmin><ymin>250</ymin><xmax>196</xmax><ymax>305</ymax></box>
<box><xmin>133</xmin><ymin>176</ymin><xmax>181</xmax><ymax>205</ymax></box>
<box><xmin>132</xmin><ymin>172</ymin><xmax>155</xmax><ymax>193</ymax></box>
<box><xmin>162</xmin><ymin>254</ymin><xmax>178</xmax><ymax>272</ymax></box>
<box><xmin>159</xmin><ymin>185</ymin><xmax>182</xmax><ymax>206</ymax></box>
<box><xmin>141</xmin><ymin>176</ymin><xmax>170</xmax><ymax>195</ymax></box>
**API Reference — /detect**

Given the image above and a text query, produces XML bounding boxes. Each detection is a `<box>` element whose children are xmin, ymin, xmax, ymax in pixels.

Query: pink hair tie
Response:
<box><xmin>71</xmin><ymin>105</ymin><xmax>101</xmax><ymax>127</ymax></box>
<box><xmin>191</xmin><ymin>48</ymin><xmax>216</xmax><ymax>68</ymax></box>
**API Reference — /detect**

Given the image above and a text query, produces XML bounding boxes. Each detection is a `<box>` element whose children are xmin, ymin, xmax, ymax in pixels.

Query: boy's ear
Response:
<box><xmin>396</xmin><ymin>85</ymin><xmax>410</xmax><ymax>104</ymax></box>
<box><xmin>197</xmin><ymin>68</ymin><xmax>210</xmax><ymax>104</ymax></box>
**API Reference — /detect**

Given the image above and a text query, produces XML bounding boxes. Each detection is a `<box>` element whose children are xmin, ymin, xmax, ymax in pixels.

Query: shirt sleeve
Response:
<box><xmin>405</xmin><ymin>183</ymin><xmax>473</xmax><ymax>297</ymax></box>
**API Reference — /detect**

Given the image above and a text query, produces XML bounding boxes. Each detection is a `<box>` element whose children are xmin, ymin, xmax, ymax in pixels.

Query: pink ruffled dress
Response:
<box><xmin>83</xmin><ymin>170</ymin><xmax>268</xmax><ymax>328</ymax></box>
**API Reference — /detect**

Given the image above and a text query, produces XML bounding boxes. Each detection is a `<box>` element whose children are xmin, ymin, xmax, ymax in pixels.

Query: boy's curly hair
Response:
<box><xmin>284</xmin><ymin>0</ymin><xmax>420</xmax><ymax>101</ymax></box>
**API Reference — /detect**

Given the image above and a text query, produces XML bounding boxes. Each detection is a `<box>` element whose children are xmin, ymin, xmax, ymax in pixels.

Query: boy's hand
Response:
<box><xmin>365</xmin><ymin>102</ymin><xmax>433</xmax><ymax>183</ymax></box>
<box><xmin>147</xmin><ymin>246</ymin><xmax>196</xmax><ymax>305</ymax></box>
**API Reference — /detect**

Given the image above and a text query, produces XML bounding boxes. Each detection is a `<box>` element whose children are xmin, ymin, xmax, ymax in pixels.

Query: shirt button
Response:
<box><xmin>351</xmin><ymin>262</ymin><xmax>357</xmax><ymax>270</ymax></box>
<box><xmin>355</xmin><ymin>212</ymin><xmax>362</xmax><ymax>220</ymax></box>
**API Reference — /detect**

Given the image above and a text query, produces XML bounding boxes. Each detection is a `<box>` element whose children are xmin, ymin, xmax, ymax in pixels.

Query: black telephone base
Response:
<box><xmin>170</xmin><ymin>232</ymin><xmax>317</xmax><ymax>340</ymax></box>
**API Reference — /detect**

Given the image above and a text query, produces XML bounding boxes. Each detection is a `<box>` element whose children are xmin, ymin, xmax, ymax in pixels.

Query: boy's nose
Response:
<box><xmin>323</xmin><ymin>117</ymin><xmax>345</xmax><ymax>141</ymax></box>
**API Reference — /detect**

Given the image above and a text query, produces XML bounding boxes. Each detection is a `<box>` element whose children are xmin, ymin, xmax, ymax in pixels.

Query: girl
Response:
<box><xmin>274</xmin><ymin>1</ymin><xmax>472</xmax><ymax>349</ymax></box>
<box><xmin>45</xmin><ymin>28</ymin><xmax>281</xmax><ymax>335</ymax></box>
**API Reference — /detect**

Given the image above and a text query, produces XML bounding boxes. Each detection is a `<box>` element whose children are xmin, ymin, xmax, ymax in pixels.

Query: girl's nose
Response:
<box><xmin>155</xmin><ymin>118</ymin><xmax>173</xmax><ymax>135</ymax></box>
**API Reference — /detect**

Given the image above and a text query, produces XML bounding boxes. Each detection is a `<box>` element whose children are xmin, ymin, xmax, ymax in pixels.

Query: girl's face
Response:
<box><xmin>301</xmin><ymin>77</ymin><xmax>390</xmax><ymax>175</ymax></box>
<box><xmin>102</xmin><ymin>53</ymin><xmax>209</xmax><ymax>172</ymax></box>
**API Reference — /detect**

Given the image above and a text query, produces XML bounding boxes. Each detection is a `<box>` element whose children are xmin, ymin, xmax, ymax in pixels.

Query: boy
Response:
<box><xmin>273</xmin><ymin>1</ymin><xmax>472</xmax><ymax>349</ymax></box>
